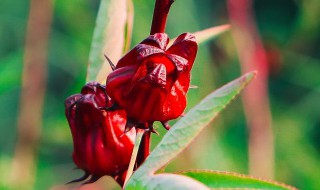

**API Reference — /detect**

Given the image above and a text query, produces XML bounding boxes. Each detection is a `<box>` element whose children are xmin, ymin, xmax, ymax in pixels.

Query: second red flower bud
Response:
<box><xmin>65</xmin><ymin>82</ymin><xmax>135</xmax><ymax>185</ymax></box>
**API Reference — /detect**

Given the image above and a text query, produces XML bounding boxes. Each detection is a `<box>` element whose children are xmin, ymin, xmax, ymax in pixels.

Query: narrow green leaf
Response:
<box><xmin>124</xmin><ymin>129</ymin><xmax>144</xmax><ymax>186</ymax></box>
<box><xmin>86</xmin><ymin>0</ymin><xmax>127</xmax><ymax>84</ymax></box>
<box><xmin>194</xmin><ymin>24</ymin><xmax>230</xmax><ymax>44</ymax></box>
<box><xmin>135</xmin><ymin>72</ymin><xmax>255</xmax><ymax>177</ymax></box>
<box><xmin>169</xmin><ymin>24</ymin><xmax>230</xmax><ymax>46</ymax></box>
<box><xmin>126</xmin><ymin>72</ymin><xmax>256</xmax><ymax>189</ymax></box>
<box><xmin>180</xmin><ymin>170</ymin><xmax>297</xmax><ymax>190</ymax></box>
<box><xmin>123</xmin><ymin>0</ymin><xmax>134</xmax><ymax>53</ymax></box>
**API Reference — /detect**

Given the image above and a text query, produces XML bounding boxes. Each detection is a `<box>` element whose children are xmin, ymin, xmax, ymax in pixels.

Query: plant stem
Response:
<box><xmin>9</xmin><ymin>0</ymin><xmax>53</xmax><ymax>189</ymax></box>
<box><xmin>135</xmin><ymin>0</ymin><xmax>175</xmax><ymax>164</ymax></box>
<box><xmin>124</xmin><ymin>128</ymin><xmax>145</xmax><ymax>187</ymax></box>
<box><xmin>124</xmin><ymin>0</ymin><xmax>175</xmax><ymax>185</ymax></box>
<box><xmin>150</xmin><ymin>0</ymin><xmax>174</xmax><ymax>35</ymax></box>
<box><xmin>227</xmin><ymin>0</ymin><xmax>274</xmax><ymax>179</ymax></box>
<box><xmin>136</xmin><ymin>131</ymin><xmax>151</xmax><ymax>167</ymax></box>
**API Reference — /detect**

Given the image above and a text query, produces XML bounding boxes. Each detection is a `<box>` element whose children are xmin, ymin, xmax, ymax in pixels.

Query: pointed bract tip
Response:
<box><xmin>245</xmin><ymin>70</ymin><xmax>258</xmax><ymax>82</ymax></box>
<box><xmin>82</xmin><ymin>175</ymin><xmax>101</xmax><ymax>185</ymax></box>
<box><xmin>161</xmin><ymin>121</ymin><xmax>171</xmax><ymax>130</ymax></box>
<box><xmin>66</xmin><ymin>171</ymin><xmax>90</xmax><ymax>184</ymax></box>
<box><xmin>104</xmin><ymin>54</ymin><xmax>116</xmax><ymax>71</ymax></box>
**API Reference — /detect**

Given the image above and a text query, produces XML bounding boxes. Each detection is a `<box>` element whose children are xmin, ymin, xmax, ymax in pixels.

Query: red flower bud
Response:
<box><xmin>65</xmin><ymin>82</ymin><xmax>135</xmax><ymax>185</ymax></box>
<box><xmin>106</xmin><ymin>33</ymin><xmax>198</xmax><ymax>123</ymax></box>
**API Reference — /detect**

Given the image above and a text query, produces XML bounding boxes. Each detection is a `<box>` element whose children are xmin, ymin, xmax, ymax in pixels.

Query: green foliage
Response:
<box><xmin>193</xmin><ymin>25</ymin><xmax>230</xmax><ymax>44</ymax></box>
<box><xmin>86</xmin><ymin>0</ymin><xmax>113</xmax><ymax>82</ymax></box>
<box><xmin>180</xmin><ymin>170</ymin><xmax>295</xmax><ymax>189</ymax></box>
<box><xmin>86</xmin><ymin>0</ymin><xmax>127</xmax><ymax>83</ymax></box>
<box><xmin>127</xmin><ymin>174</ymin><xmax>209</xmax><ymax>190</ymax></box>
<box><xmin>1</xmin><ymin>0</ymin><xmax>319</xmax><ymax>189</ymax></box>
<box><xmin>126</xmin><ymin>72</ymin><xmax>256</xmax><ymax>189</ymax></box>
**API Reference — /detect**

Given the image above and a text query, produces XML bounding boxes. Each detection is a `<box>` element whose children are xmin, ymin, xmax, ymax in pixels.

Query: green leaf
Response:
<box><xmin>180</xmin><ymin>170</ymin><xmax>297</xmax><ymax>190</ymax></box>
<box><xmin>194</xmin><ymin>24</ymin><xmax>230</xmax><ymax>44</ymax></box>
<box><xmin>123</xmin><ymin>0</ymin><xmax>134</xmax><ymax>53</ymax></box>
<box><xmin>86</xmin><ymin>0</ymin><xmax>127</xmax><ymax>84</ymax></box>
<box><xmin>125</xmin><ymin>72</ymin><xmax>256</xmax><ymax>189</ymax></box>
<box><xmin>169</xmin><ymin>24</ymin><xmax>230</xmax><ymax>46</ymax></box>
<box><xmin>127</xmin><ymin>174</ymin><xmax>210</xmax><ymax>190</ymax></box>
<box><xmin>124</xmin><ymin>129</ymin><xmax>145</xmax><ymax>186</ymax></box>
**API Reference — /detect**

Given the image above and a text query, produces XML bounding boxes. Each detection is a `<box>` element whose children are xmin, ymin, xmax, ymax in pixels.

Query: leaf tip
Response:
<box><xmin>243</xmin><ymin>70</ymin><xmax>257</xmax><ymax>84</ymax></box>
<box><xmin>219</xmin><ymin>24</ymin><xmax>231</xmax><ymax>31</ymax></box>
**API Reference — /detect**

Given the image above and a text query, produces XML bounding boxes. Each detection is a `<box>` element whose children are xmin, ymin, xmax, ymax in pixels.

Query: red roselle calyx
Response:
<box><xmin>65</xmin><ymin>82</ymin><xmax>135</xmax><ymax>185</ymax></box>
<box><xmin>105</xmin><ymin>33</ymin><xmax>198</xmax><ymax>127</ymax></box>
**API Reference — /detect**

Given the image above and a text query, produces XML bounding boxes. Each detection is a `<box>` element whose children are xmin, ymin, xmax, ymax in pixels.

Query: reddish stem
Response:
<box><xmin>134</xmin><ymin>0</ymin><xmax>175</xmax><ymax>167</ymax></box>
<box><xmin>227</xmin><ymin>0</ymin><xmax>274</xmax><ymax>179</ymax></box>
<box><xmin>136</xmin><ymin>131</ymin><xmax>151</xmax><ymax>167</ymax></box>
<box><xmin>150</xmin><ymin>0</ymin><xmax>174</xmax><ymax>35</ymax></box>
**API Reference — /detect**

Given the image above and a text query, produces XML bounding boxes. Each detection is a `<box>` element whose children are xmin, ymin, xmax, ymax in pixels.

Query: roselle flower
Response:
<box><xmin>65</xmin><ymin>82</ymin><xmax>135</xmax><ymax>185</ymax></box>
<box><xmin>106</xmin><ymin>33</ymin><xmax>198</xmax><ymax>124</ymax></box>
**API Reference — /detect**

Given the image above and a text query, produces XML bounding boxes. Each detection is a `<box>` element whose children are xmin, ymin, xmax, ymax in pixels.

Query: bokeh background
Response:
<box><xmin>1</xmin><ymin>0</ymin><xmax>320</xmax><ymax>189</ymax></box>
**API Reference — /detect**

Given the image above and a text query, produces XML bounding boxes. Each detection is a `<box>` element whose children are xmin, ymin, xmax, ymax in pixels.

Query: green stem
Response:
<box><xmin>124</xmin><ymin>128</ymin><xmax>145</xmax><ymax>187</ymax></box>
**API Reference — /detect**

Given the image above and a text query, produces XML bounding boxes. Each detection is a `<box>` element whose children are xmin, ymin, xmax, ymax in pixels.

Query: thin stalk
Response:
<box><xmin>138</xmin><ymin>0</ymin><xmax>175</xmax><ymax>161</ymax></box>
<box><xmin>124</xmin><ymin>0</ymin><xmax>175</xmax><ymax>186</ymax></box>
<box><xmin>227</xmin><ymin>0</ymin><xmax>274</xmax><ymax>179</ymax></box>
<box><xmin>150</xmin><ymin>0</ymin><xmax>174</xmax><ymax>35</ymax></box>
<box><xmin>129</xmin><ymin>0</ymin><xmax>175</xmax><ymax>171</ymax></box>
<box><xmin>136</xmin><ymin>131</ymin><xmax>151</xmax><ymax>167</ymax></box>
<box><xmin>9</xmin><ymin>0</ymin><xmax>53</xmax><ymax>189</ymax></box>
<box><xmin>124</xmin><ymin>129</ymin><xmax>145</xmax><ymax>187</ymax></box>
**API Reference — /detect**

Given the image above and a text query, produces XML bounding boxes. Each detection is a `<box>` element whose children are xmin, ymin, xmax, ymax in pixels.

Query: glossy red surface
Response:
<box><xmin>65</xmin><ymin>82</ymin><xmax>135</xmax><ymax>183</ymax></box>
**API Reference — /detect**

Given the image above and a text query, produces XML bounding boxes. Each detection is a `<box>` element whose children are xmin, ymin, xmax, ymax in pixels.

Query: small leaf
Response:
<box><xmin>86</xmin><ymin>0</ymin><xmax>127</xmax><ymax>84</ymax></box>
<box><xmin>194</xmin><ymin>24</ymin><xmax>230</xmax><ymax>44</ymax></box>
<box><xmin>169</xmin><ymin>24</ymin><xmax>230</xmax><ymax>46</ymax></box>
<box><xmin>179</xmin><ymin>170</ymin><xmax>297</xmax><ymax>190</ymax></box>
<box><xmin>126</xmin><ymin>72</ymin><xmax>256</xmax><ymax>189</ymax></box>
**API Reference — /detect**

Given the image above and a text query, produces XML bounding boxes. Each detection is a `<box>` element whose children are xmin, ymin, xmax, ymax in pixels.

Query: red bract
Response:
<box><xmin>106</xmin><ymin>33</ymin><xmax>198</xmax><ymax>123</ymax></box>
<box><xmin>65</xmin><ymin>82</ymin><xmax>135</xmax><ymax>185</ymax></box>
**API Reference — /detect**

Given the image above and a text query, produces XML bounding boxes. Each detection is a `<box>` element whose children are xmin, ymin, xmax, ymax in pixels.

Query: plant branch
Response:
<box><xmin>9</xmin><ymin>0</ymin><xmax>53</xmax><ymax>189</ymax></box>
<box><xmin>136</xmin><ymin>131</ymin><xmax>151</xmax><ymax>167</ymax></box>
<box><xmin>150</xmin><ymin>0</ymin><xmax>175</xmax><ymax>34</ymax></box>
<box><xmin>124</xmin><ymin>0</ymin><xmax>174</xmax><ymax>186</ymax></box>
<box><xmin>227</xmin><ymin>0</ymin><xmax>274</xmax><ymax>179</ymax></box>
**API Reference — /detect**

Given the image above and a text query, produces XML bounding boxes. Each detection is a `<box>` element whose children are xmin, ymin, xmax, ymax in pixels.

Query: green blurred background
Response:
<box><xmin>1</xmin><ymin>0</ymin><xmax>320</xmax><ymax>189</ymax></box>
